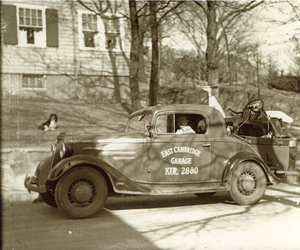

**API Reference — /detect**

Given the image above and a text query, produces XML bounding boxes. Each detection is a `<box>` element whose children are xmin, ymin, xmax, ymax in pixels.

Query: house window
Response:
<box><xmin>2</xmin><ymin>5</ymin><xmax>58</xmax><ymax>47</ymax></box>
<box><xmin>18</xmin><ymin>6</ymin><xmax>46</xmax><ymax>47</ymax></box>
<box><xmin>22</xmin><ymin>75</ymin><xmax>46</xmax><ymax>89</ymax></box>
<box><xmin>79</xmin><ymin>11</ymin><xmax>122</xmax><ymax>51</ymax></box>
<box><xmin>19</xmin><ymin>8</ymin><xmax>43</xmax><ymax>28</ymax></box>
<box><xmin>104</xmin><ymin>17</ymin><xmax>120</xmax><ymax>49</ymax></box>
<box><xmin>82</xmin><ymin>13</ymin><xmax>98</xmax><ymax>47</ymax></box>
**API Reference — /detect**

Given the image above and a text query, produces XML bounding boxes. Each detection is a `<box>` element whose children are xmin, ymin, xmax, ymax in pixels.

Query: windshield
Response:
<box><xmin>127</xmin><ymin>113</ymin><xmax>152</xmax><ymax>133</ymax></box>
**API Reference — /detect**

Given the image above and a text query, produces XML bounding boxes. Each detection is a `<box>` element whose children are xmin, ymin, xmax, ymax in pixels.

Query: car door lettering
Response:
<box><xmin>161</xmin><ymin>148</ymin><xmax>174</xmax><ymax>158</ymax></box>
<box><xmin>161</xmin><ymin>146</ymin><xmax>202</xmax><ymax>175</ymax></box>
<box><xmin>161</xmin><ymin>146</ymin><xmax>201</xmax><ymax>158</ymax></box>
<box><xmin>165</xmin><ymin>167</ymin><xmax>179</xmax><ymax>175</ymax></box>
<box><xmin>171</xmin><ymin>157</ymin><xmax>192</xmax><ymax>165</ymax></box>
<box><xmin>165</xmin><ymin>166</ymin><xmax>199</xmax><ymax>175</ymax></box>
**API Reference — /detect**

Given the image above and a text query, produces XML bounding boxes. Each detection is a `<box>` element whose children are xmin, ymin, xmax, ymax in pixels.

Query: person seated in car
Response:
<box><xmin>176</xmin><ymin>115</ymin><xmax>195</xmax><ymax>134</ymax></box>
<box><xmin>197</xmin><ymin>119</ymin><xmax>207</xmax><ymax>134</ymax></box>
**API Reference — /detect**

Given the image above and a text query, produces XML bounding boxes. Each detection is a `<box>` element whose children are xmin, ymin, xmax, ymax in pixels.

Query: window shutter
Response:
<box><xmin>46</xmin><ymin>9</ymin><xmax>59</xmax><ymax>47</ymax></box>
<box><xmin>2</xmin><ymin>5</ymin><xmax>18</xmax><ymax>45</ymax></box>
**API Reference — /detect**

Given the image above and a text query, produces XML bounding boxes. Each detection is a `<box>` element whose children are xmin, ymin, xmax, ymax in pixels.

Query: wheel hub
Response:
<box><xmin>242</xmin><ymin>175</ymin><xmax>256</xmax><ymax>191</ymax></box>
<box><xmin>72</xmin><ymin>182</ymin><xmax>93</xmax><ymax>203</ymax></box>
<box><xmin>237</xmin><ymin>171</ymin><xmax>257</xmax><ymax>195</ymax></box>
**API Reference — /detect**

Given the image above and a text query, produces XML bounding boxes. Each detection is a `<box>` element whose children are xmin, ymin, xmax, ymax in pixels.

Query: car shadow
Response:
<box><xmin>3</xmin><ymin>202</ymin><xmax>160</xmax><ymax>250</ymax></box>
<box><xmin>105</xmin><ymin>191</ymin><xmax>233</xmax><ymax>210</ymax></box>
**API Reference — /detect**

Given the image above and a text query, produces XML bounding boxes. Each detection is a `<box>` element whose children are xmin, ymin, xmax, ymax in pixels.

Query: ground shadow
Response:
<box><xmin>2</xmin><ymin>203</ymin><xmax>159</xmax><ymax>250</ymax></box>
<box><xmin>105</xmin><ymin>191</ymin><xmax>232</xmax><ymax>210</ymax></box>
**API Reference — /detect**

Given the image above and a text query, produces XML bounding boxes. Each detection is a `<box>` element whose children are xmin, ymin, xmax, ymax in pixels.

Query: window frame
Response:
<box><xmin>16</xmin><ymin>4</ymin><xmax>47</xmax><ymax>47</ymax></box>
<box><xmin>155</xmin><ymin>112</ymin><xmax>208</xmax><ymax>135</ymax></box>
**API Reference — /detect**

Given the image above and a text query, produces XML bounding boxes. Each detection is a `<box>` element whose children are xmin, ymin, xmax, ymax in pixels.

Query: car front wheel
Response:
<box><xmin>228</xmin><ymin>162</ymin><xmax>266</xmax><ymax>205</ymax></box>
<box><xmin>55</xmin><ymin>167</ymin><xmax>108</xmax><ymax>219</ymax></box>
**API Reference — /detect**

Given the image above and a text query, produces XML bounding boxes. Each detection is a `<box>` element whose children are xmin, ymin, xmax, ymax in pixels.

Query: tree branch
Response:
<box><xmin>219</xmin><ymin>1</ymin><xmax>264</xmax><ymax>25</ymax></box>
<box><xmin>193</xmin><ymin>0</ymin><xmax>207</xmax><ymax>16</ymax></box>
<box><xmin>287</xmin><ymin>0</ymin><xmax>300</xmax><ymax>22</ymax></box>
<box><xmin>158</xmin><ymin>1</ymin><xmax>184</xmax><ymax>24</ymax></box>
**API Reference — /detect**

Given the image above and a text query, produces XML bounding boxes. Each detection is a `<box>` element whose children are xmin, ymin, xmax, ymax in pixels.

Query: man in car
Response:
<box><xmin>176</xmin><ymin>115</ymin><xmax>195</xmax><ymax>134</ymax></box>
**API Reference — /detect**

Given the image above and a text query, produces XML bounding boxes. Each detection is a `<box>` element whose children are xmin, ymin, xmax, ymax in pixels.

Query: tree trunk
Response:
<box><xmin>129</xmin><ymin>0</ymin><xmax>141</xmax><ymax>111</ymax></box>
<box><xmin>206</xmin><ymin>1</ymin><xmax>219</xmax><ymax>98</ymax></box>
<box><xmin>223</xmin><ymin>27</ymin><xmax>232</xmax><ymax>85</ymax></box>
<box><xmin>138</xmin><ymin>6</ymin><xmax>148</xmax><ymax>83</ymax></box>
<box><xmin>149</xmin><ymin>1</ymin><xmax>159</xmax><ymax>106</ymax></box>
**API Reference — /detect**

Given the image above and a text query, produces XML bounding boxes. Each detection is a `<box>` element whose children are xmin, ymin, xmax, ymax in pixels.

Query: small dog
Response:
<box><xmin>38</xmin><ymin>113</ymin><xmax>58</xmax><ymax>131</ymax></box>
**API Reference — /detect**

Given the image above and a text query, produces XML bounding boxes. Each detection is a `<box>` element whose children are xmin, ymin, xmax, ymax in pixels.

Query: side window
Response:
<box><xmin>175</xmin><ymin>114</ymin><xmax>207</xmax><ymax>135</ymax></box>
<box><xmin>155</xmin><ymin>114</ymin><xmax>174</xmax><ymax>134</ymax></box>
<box><xmin>155</xmin><ymin>113</ymin><xmax>207</xmax><ymax>135</ymax></box>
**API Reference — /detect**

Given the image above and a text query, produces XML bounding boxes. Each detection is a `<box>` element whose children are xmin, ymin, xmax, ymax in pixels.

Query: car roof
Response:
<box><xmin>130</xmin><ymin>104</ymin><xmax>219</xmax><ymax>116</ymax></box>
<box><xmin>130</xmin><ymin>104</ymin><xmax>212</xmax><ymax>116</ymax></box>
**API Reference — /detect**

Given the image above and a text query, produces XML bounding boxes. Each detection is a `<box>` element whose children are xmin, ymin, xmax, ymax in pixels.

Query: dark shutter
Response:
<box><xmin>2</xmin><ymin>5</ymin><xmax>18</xmax><ymax>45</ymax></box>
<box><xmin>46</xmin><ymin>9</ymin><xmax>59</xmax><ymax>47</ymax></box>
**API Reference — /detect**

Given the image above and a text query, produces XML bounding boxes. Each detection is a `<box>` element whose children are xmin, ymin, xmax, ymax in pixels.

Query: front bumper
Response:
<box><xmin>24</xmin><ymin>174</ymin><xmax>47</xmax><ymax>193</ymax></box>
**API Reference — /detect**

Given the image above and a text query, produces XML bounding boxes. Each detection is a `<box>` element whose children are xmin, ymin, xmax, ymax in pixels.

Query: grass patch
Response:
<box><xmin>2</xmin><ymin>84</ymin><xmax>300</xmax><ymax>149</ymax></box>
<box><xmin>1</xmin><ymin>96</ymin><xmax>129</xmax><ymax>149</ymax></box>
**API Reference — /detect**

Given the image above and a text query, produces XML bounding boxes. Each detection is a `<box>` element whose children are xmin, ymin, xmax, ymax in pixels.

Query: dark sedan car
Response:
<box><xmin>25</xmin><ymin>103</ymin><xmax>296</xmax><ymax>218</ymax></box>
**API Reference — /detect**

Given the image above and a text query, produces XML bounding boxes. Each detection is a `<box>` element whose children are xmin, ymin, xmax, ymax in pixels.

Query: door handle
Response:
<box><xmin>202</xmin><ymin>144</ymin><xmax>211</xmax><ymax>147</ymax></box>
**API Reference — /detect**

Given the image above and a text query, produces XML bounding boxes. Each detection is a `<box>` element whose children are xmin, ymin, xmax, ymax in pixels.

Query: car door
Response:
<box><xmin>144</xmin><ymin>112</ymin><xmax>212</xmax><ymax>183</ymax></box>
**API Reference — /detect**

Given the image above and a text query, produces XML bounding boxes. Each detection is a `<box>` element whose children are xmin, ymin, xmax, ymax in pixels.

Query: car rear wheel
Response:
<box><xmin>228</xmin><ymin>162</ymin><xmax>266</xmax><ymax>205</ymax></box>
<box><xmin>55</xmin><ymin>167</ymin><xmax>108</xmax><ymax>219</ymax></box>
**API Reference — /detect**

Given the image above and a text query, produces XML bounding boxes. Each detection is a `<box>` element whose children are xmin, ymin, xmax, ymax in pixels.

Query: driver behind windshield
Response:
<box><xmin>176</xmin><ymin>115</ymin><xmax>195</xmax><ymax>134</ymax></box>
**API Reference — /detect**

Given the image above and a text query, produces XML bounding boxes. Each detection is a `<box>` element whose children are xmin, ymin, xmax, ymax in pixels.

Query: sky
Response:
<box><xmin>256</xmin><ymin>1</ymin><xmax>300</xmax><ymax>73</ymax></box>
<box><xmin>163</xmin><ymin>0</ymin><xmax>300</xmax><ymax>74</ymax></box>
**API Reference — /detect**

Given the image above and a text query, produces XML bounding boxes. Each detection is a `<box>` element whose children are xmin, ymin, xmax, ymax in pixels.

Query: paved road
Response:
<box><xmin>2</xmin><ymin>183</ymin><xmax>300</xmax><ymax>250</ymax></box>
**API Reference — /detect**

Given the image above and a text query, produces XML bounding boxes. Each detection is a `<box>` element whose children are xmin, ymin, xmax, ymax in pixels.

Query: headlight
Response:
<box><xmin>59</xmin><ymin>143</ymin><xmax>66</xmax><ymax>158</ymax></box>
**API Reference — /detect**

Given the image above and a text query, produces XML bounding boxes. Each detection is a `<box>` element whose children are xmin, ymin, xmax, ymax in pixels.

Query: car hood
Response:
<box><xmin>59</xmin><ymin>132</ymin><xmax>146</xmax><ymax>144</ymax></box>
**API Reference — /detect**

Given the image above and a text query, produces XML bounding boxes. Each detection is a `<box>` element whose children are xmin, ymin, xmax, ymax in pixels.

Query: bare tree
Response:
<box><xmin>148</xmin><ymin>0</ymin><xmax>183</xmax><ymax>106</ymax></box>
<box><xmin>148</xmin><ymin>1</ymin><xmax>159</xmax><ymax>106</ymax></box>
<box><xmin>78</xmin><ymin>0</ymin><xmax>141</xmax><ymax>112</ymax></box>
<box><xmin>192</xmin><ymin>0</ymin><xmax>264</xmax><ymax>97</ymax></box>
<box><xmin>128</xmin><ymin>0</ymin><xmax>142</xmax><ymax>111</ymax></box>
<box><xmin>284</xmin><ymin>1</ymin><xmax>300</xmax><ymax>74</ymax></box>
<box><xmin>172</xmin><ymin>3</ymin><xmax>207</xmax><ymax>84</ymax></box>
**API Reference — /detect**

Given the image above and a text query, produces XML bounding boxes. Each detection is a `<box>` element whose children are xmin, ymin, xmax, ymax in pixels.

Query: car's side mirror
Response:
<box><xmin>146</xmin><ymin>125</ymin><xmax>153</xmax><ymax>138</ymax></box>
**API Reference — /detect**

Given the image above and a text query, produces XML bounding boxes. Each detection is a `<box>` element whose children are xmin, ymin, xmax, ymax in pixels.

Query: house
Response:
<box><xmin>1</xmin><ymin>0</ymin><xmax>130</xmax><ymax>101</ymax></box>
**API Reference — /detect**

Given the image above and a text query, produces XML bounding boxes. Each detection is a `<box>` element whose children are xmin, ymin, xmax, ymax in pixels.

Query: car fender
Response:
<box><xmin>222</xmin><ymin>151</ymin><xmax>280</xmax><ymax>186</ymax></box>
<box><xmin>48</xmin><ymin>154</ymin><xmax>151</xmax><ymax>194</ymax></box>
<box><xmin>35</xmin><ymin>156</ymin><xmax>53</xmax><ymax>186</ymax></box>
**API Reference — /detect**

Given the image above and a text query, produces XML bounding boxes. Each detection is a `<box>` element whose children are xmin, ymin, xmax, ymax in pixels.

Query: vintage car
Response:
<box><xmin>24</xmin><ymin>101</ymin><xmax>297</xmax><ymax>219</ymax></box>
